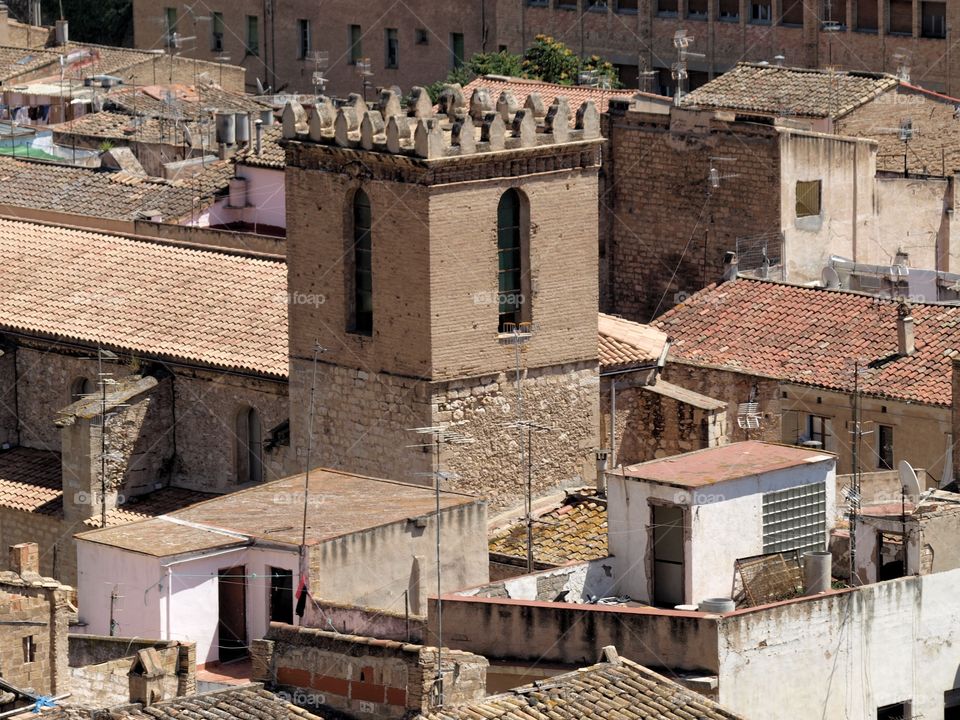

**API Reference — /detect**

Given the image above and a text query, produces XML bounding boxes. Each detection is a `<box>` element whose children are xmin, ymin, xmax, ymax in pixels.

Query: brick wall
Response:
<box><xmin>255</xmin><ymin>623</ymin><xmax>487</xmax><ymax>719</ymax></box>
<box><xmin>0</xmin><ymin>509</ymin><xmax>76</xmax><ymax>582</ymax></box>
<box><xmin>606</xmin><ymin>106</ymin><xmax>782</xmax><ymax>320</ymax></box>
<box><xmin>132</xmin><ymin>0</ymin><xmax>483</xmax><ymax>95</ymax></box>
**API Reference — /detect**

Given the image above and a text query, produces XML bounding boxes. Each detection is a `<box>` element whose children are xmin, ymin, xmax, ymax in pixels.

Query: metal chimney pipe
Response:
<box><xmin>255</xmin><ymin>118</ymin><xmax>263</xmax><ymax>155</ymax></box>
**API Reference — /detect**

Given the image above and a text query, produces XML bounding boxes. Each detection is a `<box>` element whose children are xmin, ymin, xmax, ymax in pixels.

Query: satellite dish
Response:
<box><xmin>899</xmin><ymin>460</ymin><xmax>921</xmax><ymax>503</ymax></box>
<box><xmin>822</xmin><ymin>266</ymin><xmax>841</xmax><ymax>289</ymax></box>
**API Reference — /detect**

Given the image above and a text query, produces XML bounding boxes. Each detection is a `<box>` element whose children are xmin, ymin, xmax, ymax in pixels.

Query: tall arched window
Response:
<box><xmin>236</xmin><ymin>406</ymin><xmax>263</xmax><ymax>484</ymax></box>
<box><xmin>70</xmin><ymin>377</ymin><xmax>93</xmax><ymax>403</ymax></box>
<box><xmin>497</xmin><ymin>189</ymin><xmax>530</xmax><ymax>332</ymax></box>
<box><xmin>351</xmin><ymin>189</ymin><xmax>373</xmax><ymax>335</ymax></box>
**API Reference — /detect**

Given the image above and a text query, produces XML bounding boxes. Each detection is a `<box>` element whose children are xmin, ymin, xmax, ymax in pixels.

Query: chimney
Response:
<box><xmin>722</xmin><ymin>251</ymin><xmax>738</xmax><ymax>282</ymax></box>
<box><xmin>897</xmin><ymin>302</ymin><xmax>915</xmax><ymax>356</ymax></box>
<box><xmin>55</xmin><ymin>19</ymin><xmax>69</xmax><ymax>46</ymax></box>
<box><xmin>9</xmin><ymin>542</ymin><xmax>39</xmax><ymax>576</ymax></box>
<box><xmin>128</xmin><ymin>648</ymin><xmax>166</xmax><ymax>706</ymax></box>
<box><xmin>255</xmin><ymin>118</ymin><xmax>263</xmax><ymax>155</ymax></box>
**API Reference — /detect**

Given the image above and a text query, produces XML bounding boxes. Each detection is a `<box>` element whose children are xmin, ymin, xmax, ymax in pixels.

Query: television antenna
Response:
<box><xmin>356</xmin><ymin>57</ymin><xmax>374</xmax><ymax>102</ymax></box>
<box><xmin>847</xmin><ymin>361</ymin><xmax>873</xmax><ymax>585</ymax></box>
<box><xmin>506</xmin><ymin>420</ymin><xmax>553</xmax><ymax>572</ymax></box>
<box><xmin>298</xmin><ymin>342</ymin><xmax>326</xmax><ymax>607</ymax></box>
<box><xmin>897</xmin><ymin>460</ymin><xmax>921</xmax><ymax>577</ymax></box>
<box><xmin>671</xmin><ymin>29</ymin><xmax>705</xmax><ymax>106</ymax></box>
<box><xmin>893</xmin><ymin>50</ymin><xmax>911</xmax><ymax>82</ymax></box>
<box><xmin>311</xmin><ymin>50</ymin><xmax>329</xmax><ymax>97</ymax></box>
<box><xmin>875</xmin><ymin>117</ymin><xmax>922</xmax><ymax>176</ymax></box>
<box><xmin>407</xmin><ymin>425</ymin><xmax>474</xmax><ymax>708</ymax></box>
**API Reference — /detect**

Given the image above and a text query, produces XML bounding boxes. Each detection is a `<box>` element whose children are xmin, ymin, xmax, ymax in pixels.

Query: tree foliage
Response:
<box><xmin>47</xmin><ymin>0</ymin><xmax>133</xmax><ymax>47</ymax></box>
<box><xmin>427</xmin><ymin>35</ymin><xmax>621</xmax><ymax>100</ymax></box>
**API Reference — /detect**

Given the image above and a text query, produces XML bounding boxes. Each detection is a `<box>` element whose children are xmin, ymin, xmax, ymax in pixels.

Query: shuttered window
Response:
<box><xmin>796</xmin><ymin>180</ymin><xmax>822</xmax><ymax>217</ymax></box>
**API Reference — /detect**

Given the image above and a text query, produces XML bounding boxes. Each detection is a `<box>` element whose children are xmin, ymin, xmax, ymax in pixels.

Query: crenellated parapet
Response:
<box><xmin>280</xmin><ymin>84</ymin><xmax>602</xmax><ymax>161</ymax></box>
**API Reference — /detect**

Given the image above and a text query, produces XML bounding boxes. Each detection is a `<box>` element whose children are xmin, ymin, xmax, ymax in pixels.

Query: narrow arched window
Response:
<box><xmin>497</xmin><ymin>189</ymin><xmax>529</xmax><ymax>332</ymax></box>
<box><xmin>351</xmin><ymin>189</ymin><xmax>373</xmax><ymax>335</ymax></box>
<box><xmin>236</xmin><ymin>406</ymin><xmax>263</xmax><ymax>484</ymax></box>
<box><xmin>70</xmin><ymin>377</ymin><xmax>93</xmax><ymax>403</ymax></box>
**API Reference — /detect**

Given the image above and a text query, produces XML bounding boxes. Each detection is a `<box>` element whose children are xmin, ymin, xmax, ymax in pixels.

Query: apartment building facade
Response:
<box><xmin>133</xmin><ymin>1</ymin><xmax>958</xmax><ymax>95</ymax></box>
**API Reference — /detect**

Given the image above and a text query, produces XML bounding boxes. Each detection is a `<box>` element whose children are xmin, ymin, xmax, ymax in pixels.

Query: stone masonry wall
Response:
<box><xmin>0</xmin><ymin>344</ymin><xmax>16</xmax><ymax>447</ymax></box>
<box><xmin>0</xmin><ymin>581</ymin><xmax>69</xmax><ymax>695</ymax></box>
<box><xmin>660</xmin><ymin>363</ymin><xmax>782</xmax><ymax>444</ymax></box>
<box><xmin>66</xmin><ymin>645</ymin><xmax>183</xmax><ymax>708</ymax></box>
<box><xmin>433</xmin><ymin>362</ymin><xmax>600</xmax><ymax>512</ymax></box>
<box><xmin>0</xmin><ymin>509</ymin><xmax>76</xmax><ymax>583</ymax></box>
<box><xmin>602</xmin><ymin>381</ymin><xmax>728</xmax><ymax>467</ymax></box>
<box><xmin>606</xmin><ymin>107</ymin><xmax>782</xmax><ymax>321</ymax></box>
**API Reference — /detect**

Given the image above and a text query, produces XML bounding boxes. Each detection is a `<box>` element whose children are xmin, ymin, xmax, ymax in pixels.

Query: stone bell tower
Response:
<box><xmin>283</xmin><ymin>84</ymin><xmax>601</xmax><ymax>510</ymax></box>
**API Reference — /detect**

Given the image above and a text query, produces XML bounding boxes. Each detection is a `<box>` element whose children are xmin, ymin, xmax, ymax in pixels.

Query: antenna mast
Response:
<box><xmin>300</xmin><ymin>342</ymin><xmax>325</xmax><ymax>550</ymax></box>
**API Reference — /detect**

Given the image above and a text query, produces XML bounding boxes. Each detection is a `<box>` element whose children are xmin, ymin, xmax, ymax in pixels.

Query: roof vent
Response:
<box><xmin>897</xmin><ymin>302</ymin><xmax>915</xmax><ymax>357</ymax></box>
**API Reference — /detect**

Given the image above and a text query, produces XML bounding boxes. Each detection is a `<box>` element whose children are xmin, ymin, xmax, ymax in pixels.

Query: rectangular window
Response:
<box><xmin>528</xmin><ymin>0</ymin><xmax>549</xmax><ymax>4</ymax></box>
<box><xmin>23</xmin><ymin>636</ymin><xmax>36</xmax><ymax>663</ymax></box>
<box><xmin>782</xmin><ymin>0</ymin><xmax>804</xmax><ymax>25</ymax></box>
<box><xmin>353</xmin><ymin>193</ymin><xmax>373</xmax><ymax>335</ymax></box>
<box><xmin>556</xmin><ymin>0</ymin><xmax>578</xmax><ymax>8</ymax></box>
<box><xmin>385</xmin><ymin>28</ymin><xmax>399</xmax><ymax>69</ymax></box>
<box><xmin>211</xmin><ymin>12</ymin><xmax>224</xmax><ymax>52</ymax></box>
<box><xmin>762</xmin><ymin>482</ymin><xmax>827</xmax><ymax>555</ymax></box>
<box><xmin>889</xmin><ymin>0</ymin><xmax>912</xmax><ymax>34</ymax></box>
<box><xmin>415</xmin><ymin>28</ymin><xmax>429</xmax><ymax>45</ymax></box>
<box><xmin>751</xmin><ymin>0</ymin><xmax>772</xmax><ymax>23</ymax></box>
<box><xmin>796</xmin><ymin>180</ymin><xmax>822</xmax><ymax>217</ymax></box>
<box><xmin>877</xmin><ymin>702</ymin><xmax>911</xmax><ymax>720</ymax></box>
<box><xmin>688</xmin><ymin>0</ymin><xmax>708</xmax><ymax>18</ymax></box>
<box><xmin>617</xmin><ymin>0</ymin><xmax>639</xmax><ymax>11</ymax></box>
<box><xmin>246</xmin><ymin>15</ymin><xmax>259</xmax><ymax>56</ymax></box>
<box><xmin>451</xmin><ymin>32</ymin><xmax>465</xmax><ymax>69</ymax></box>
<box><xmin>657</xmin><ymin>0</ymin><xmax>678</xmax><ymax>14</ymax></box>
<box><xmin>857</xmin><ymin>0</ymin><xmax>878</xmax><ymax>31</ymax></box>
<box><xmin>878</xmin><ymin>425</ymin><xmax>894</xmax><ymax>470</ymax></box>
<box><xmin>922</xmin><ymin>2</ymin><xmax>946</xmax><ymax>38</ymax></box>
<box><xmin>298</xmin><ymin>19</ymin><xmax>311</xmax><ymax>59</ymax></box>
<box><xmin>587</xmin><ymin>0</ymin><xmax>608</xmax><ymax>9</ymax></box>
<box><xmin>718</xmin><ymin>0</ymin><xmax>740</xmax><ymax>21</ymax></box>
<box><xmin>165</xmin><ymin>7</ymin><xmax>177</xmax><ymax>47</ymax></box>
<box><xmin>806</xmin><ymin>414</ymin><xmax>829</xmax><ymax>448</ymax></box>
<box><xmin>615</xmin><ymin>63</ymin><xmax>640</xmax><ymax>88</ymax></box>
<box><xmin>349</xmin><ymin>25</ymin><xmax>362</xmax><ymax>65</ymax></box>
<box><xmin>269</xmin><ymin>567</ymin><xmax>294</xmax><ymax>624</ymax></box>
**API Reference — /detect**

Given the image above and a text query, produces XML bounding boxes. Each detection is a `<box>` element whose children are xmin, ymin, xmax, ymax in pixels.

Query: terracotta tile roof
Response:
<box><xmin>53</xmin><ymin>110</ymin><xmax>215</xmax><ymax>149</ymax></box>
<box><xmin>682</xmin><ymin>63</ymin><xmax>897</xmax><ymax>119</ymax></box>
<box><xmin>489</xmin><ymin>489</ymin><xmax>607</xmax><ymax>566</ymax></box>
<box><xmin>418</xmin><ymin>654</ymin><xmax>745</xmax><ymax>719</ymax></box>
<box><xmin>0</xmin><ymin>218</ymin><xmax>288</xmax><ymax>377</ymax></box>
<box><xmin>654</xmin><ymin>278</ymin><xmax>960</xmax><ymax>406</ymax></box>
<box><xmin>598</xmin><ymin>312</ymin><xmax>668</xmax><ymax>372</ymax></box>
<box><xmin>38</xmin><ymin>686</ymin><xmax>322</xmax><ymax>720</ymax></box>
<box><xmin>235</xmin><ymin>124</ymin><xmax>285</xmax><ymax>169</ymax></box>
<box><xmin>0</xmin><ymin>447</ymin><xmax>62</xmax><ymax>515</ymax></box>
<box><xmin>0</xmin><ymin>445</ymin><xmax>215</xmax><ymax>522</ymax></box>
<box><xmin>461</xmin><ymin>75</ymin><xmax>644</xmax><ymax>117</ymax></box>
<box><xmin>77</xmin><ymin>468</ymin><xmax>481</xmax><ymax>556</ymax></box>
<box><xmin>104</xmin><ymin>84</ymin><xmax>271</xmax><ymax>118</ymax></box>
<box><xmin>0</xmin><ymin>45</ymin><xmax>60</xmax><ymax>81</ymax></box>
<box><xmin>0</xmin><ymin>155</ymin><xmax>214</xmax><ymax>221</ymax></box>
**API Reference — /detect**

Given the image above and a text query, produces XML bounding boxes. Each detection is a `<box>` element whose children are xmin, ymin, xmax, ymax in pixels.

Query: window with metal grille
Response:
<box><xmin>718</xmin><ymin>0</ymin><xmax>739</xmax><ymax>21</ymax></box>
<box><xmin>796</xmin><ymin>180</ymin><xmax>822</xmax><ymax>217</ymax></box>
<box><xmin>922</xmin><ymin>2</ymin><xmax>946</xmax><ymax>38</ymax></box>
<box><xmin>751</xmin><ymin>0</ymin><xmax>772</xmax><ymax>23</ymax></box>
<box><xmin>762</xmin><ymin>482</ymin><xmax>827</xmax><ymax>554</ymax></box>
<box><xmin>211</xmin><ymin>12</ymin><xmax>224</xmax><ymax>52</ymax></box>
<box><xmin>688</xmin><ymin>0</ymin><xmax>707</xmax><ymax>18</ymax></box>
<box><xmin>889</xmin><ymin>0</ymin><xmax>912</xmax><ymax>34</ymax></box>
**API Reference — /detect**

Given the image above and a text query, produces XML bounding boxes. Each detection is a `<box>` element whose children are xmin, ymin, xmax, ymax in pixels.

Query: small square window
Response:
<box><xmin>657</xmin><ymin>0</ymin><xmax>678</xmax><ymax>15</ymax></box>
<box><xmin>718</xmin><ymin>0</ymin><xmax>740</xmax><ymax>21</ymax></box>
<box><xmin>751</xmin><ymin>0</ymin><xmax>772</xmax><ymax>24</ymax></box>
<box><xmin>796</xmin><ymin>180</ymin><xmax>822</xmax><ymax>217</ymax></box>
<box><xmin>415</xmin><ymin>28</ymin><xmax>429</xmax><ymax>45</ymax></box>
